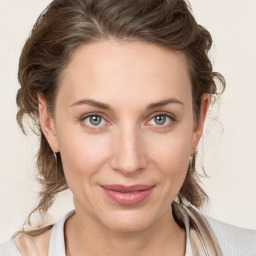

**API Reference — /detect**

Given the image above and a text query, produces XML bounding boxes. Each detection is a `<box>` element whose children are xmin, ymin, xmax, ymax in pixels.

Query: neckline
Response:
<box><xmin>48</xmin><ymin>209</ymin><xmax>193</xmax><ymax>256</ymax></box>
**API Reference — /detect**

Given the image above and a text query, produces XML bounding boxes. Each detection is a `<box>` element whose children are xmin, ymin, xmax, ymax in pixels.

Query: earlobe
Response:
<box><xmin>38</xmin><ymin>93</ymin><xmax>59</xmax><ymax>153</ymax></box>
<box><xmin>190</xmin><ymin>93</ymin><xmax>210</xmax><ymax>155</ymax></box>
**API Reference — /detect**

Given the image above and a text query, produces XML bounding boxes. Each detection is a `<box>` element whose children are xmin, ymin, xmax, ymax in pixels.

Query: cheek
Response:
<box><xmin>56</xmin><ymin>126</ymin><xmax>110</xmax><ymax>183</ymax></box>
<box><xmin>150</xmin><ymin>132</ymin><xmax>192</xmax><ymax>172</ymax></box>
<box><xmin>148</xmin><ymin>128</ymin><xmax>193</xmax><ymax>198</ymax></box>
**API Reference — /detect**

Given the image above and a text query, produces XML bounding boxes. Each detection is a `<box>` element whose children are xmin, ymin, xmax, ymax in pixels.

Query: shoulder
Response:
<box><xmin>0</xmin><ymin>210</ymin><xmax>74</xmax><ymax>256</ymax></box>
<box><xmin>0</xmin><ymin>239</ymin><xmax>21</xmax><ymax>256</ymax></box>
<box><xmin>204</xmin><ymin>214</ymin><xmax>256</xmax><ymax>255</ymax></box>
<box><xmin>0</xmin><ymin>229</ymin><xmax>51</xmax><ymax>256</ymax></box>
<box><xmin>181</xmin><ymin>204</ymin><xmax>256</xmax><ymax>255</ymax></box>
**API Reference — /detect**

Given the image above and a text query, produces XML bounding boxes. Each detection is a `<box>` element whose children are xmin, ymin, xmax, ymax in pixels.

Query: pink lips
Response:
<box><xmin>101</xmin><ymin>184</ymin><xmax>155</xmax><ymax>206</ymax></box>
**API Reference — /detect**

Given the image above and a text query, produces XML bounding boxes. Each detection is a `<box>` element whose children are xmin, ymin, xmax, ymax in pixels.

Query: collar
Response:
<box><xmin>172</xmin><ymin>203</ymin><xmax>223</xmax><ymax>256</ymax></box>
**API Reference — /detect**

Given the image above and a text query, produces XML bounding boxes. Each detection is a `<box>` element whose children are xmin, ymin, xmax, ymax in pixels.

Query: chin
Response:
<box><xmin>98</xmin><ymin>209</ymin><xmax>158</xmax><ymax>233</ymax></box>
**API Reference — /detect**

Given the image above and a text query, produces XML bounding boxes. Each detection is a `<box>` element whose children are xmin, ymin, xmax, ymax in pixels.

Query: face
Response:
<box><xmin>39</xmin><ymin>39</ymin><xmax>208</xmax><ymax>232</ymax></box>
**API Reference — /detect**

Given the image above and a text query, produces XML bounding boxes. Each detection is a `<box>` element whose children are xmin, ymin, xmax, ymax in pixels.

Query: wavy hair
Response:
<box><xmin>16</xmin><ymin>0</ymin><xmax>225</xmax><ymax>236</ymax></box>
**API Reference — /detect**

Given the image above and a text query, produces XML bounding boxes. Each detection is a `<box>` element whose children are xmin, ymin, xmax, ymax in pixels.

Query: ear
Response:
<box><xmin>38</xmin><ymin>93</ymin><xmax>60</xmax><ymax>153</ymax></box>
<box><xmin>190</xmin><ymin>93</ymin><xmax>210</xmax><ymax>155</ymax></box>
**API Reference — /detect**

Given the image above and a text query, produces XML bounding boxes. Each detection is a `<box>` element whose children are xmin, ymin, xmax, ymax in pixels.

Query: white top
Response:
<box><xmin>0</xmin><ymin>210</ymin><xmax>193</xmax><ymax>256</ymax></box>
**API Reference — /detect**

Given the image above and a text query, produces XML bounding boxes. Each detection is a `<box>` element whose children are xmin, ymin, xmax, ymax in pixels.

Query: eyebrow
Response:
<box><xmin>70</xmin><ymin>98</ymin><xmax>184</xmax><ymax>110</ymax></box>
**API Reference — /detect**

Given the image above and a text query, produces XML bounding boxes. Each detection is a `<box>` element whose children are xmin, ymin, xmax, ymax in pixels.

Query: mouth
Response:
<box><xmin>101</xmin><ymin>184</ymin><xmax>156</xmax><ymax>206</ymax></box>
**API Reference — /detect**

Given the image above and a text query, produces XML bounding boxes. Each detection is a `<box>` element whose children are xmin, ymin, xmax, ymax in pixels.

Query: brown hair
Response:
<box><xmin>16</xmin><ymin>0</ymin><xmax>225</xmax><ymax>235</ymax></box>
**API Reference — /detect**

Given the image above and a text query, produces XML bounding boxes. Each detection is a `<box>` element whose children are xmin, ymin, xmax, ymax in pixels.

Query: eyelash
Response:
<box><xmin>80</xmin><ymin>112</ymin><xmax>176</xmax><ymax>131</ymax></box>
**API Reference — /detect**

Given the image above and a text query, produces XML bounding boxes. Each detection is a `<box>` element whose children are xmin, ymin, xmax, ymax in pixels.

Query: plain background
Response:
<box><xmin>0</xmin><ymin>0</ymin><xmax>256</xmax><ymax>242</ymax></box>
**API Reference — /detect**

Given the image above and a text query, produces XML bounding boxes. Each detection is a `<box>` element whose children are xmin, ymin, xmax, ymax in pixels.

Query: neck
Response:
<box><xmin>65</xmin><ymin>205</ymin><xmax>186</xmax><ymax>256</ymax></box>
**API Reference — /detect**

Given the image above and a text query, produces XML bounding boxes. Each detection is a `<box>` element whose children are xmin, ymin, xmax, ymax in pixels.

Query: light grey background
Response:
<box><xmin>0</xmin><ymin>0</ymin><xmax>256</xmax><ymax>242</ymax></box>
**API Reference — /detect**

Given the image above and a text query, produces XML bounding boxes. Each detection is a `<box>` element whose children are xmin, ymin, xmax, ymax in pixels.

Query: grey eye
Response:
<box><xmin>84</xmin><ymin>115</ymin><xmax>106</xmax><ymax>127</ymax></box>
<box><xmin>148</xmin><ymin>114</ymin><xmax>172</xmax><ymax>127</ymax></box>
<box><xmin>154</xmin><ymin>115</ymin><xmax>166</xmax><ymax>125</ymax></box>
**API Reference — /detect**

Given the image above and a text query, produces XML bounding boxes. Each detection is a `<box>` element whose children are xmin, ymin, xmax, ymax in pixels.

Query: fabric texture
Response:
<box><xmin>205</xmin><ymin>215</ymin><xmax>256</xmax><ymax>256</ymax></box>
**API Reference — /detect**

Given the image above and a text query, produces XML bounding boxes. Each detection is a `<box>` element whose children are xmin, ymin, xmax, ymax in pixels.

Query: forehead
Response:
<box><xmin>58</xmin><ymin>39</ymin><xmax>192</xmax><ymax>109</ymax></box>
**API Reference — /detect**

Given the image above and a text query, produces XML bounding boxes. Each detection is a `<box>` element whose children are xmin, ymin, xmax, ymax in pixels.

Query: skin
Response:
<box><xmin>37</xmin><ymin>39</ymin><xmax>209</xmax><ymax>256</ymax></box>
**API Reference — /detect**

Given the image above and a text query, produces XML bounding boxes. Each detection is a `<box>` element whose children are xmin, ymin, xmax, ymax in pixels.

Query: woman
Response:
<box><xmin>0</xmin><ymin>0</ymin><xmax>255</xmax><ymax>255</ymax></box>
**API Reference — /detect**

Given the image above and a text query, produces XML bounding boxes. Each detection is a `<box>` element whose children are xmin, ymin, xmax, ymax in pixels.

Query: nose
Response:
<box><xmin>110</xmin><ymin>124</ymin><xmax>148</xmax><ymax>175</ymax></box>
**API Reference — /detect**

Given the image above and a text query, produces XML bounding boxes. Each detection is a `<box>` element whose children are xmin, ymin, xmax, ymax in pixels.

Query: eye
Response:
<box><xmin>82</xmin><ymin>114</ymin><xmax>107</xmax><ymax>128</ymax></box>
<box><xmin>81</xmin><ymin>112</ymin><xmax>174</xmax><ymax>130</ymax></box>
<box><xmin>147</xmin><ymin>113</ymin><xmax>174</xmax><ymax>127</ymax></box>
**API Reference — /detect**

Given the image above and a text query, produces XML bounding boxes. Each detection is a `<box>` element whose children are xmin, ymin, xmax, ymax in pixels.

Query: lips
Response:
<box><xmin>101</xmin><ymin>184</ymin><xmax>155</xmax><ymax>206</ymax></box>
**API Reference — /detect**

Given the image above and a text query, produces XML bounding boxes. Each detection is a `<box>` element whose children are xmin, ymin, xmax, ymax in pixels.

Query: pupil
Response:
<box><xmin>155</xmin><ymin>115</ymin><xmax>166</xmax><ymax>125</ymax></box>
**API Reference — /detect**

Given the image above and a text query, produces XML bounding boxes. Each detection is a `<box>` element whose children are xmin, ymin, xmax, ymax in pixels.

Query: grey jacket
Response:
<box><xmin>174</xmin><ymin>203</ymin><xmax>256</xmax><ymax>255</ymax></box>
